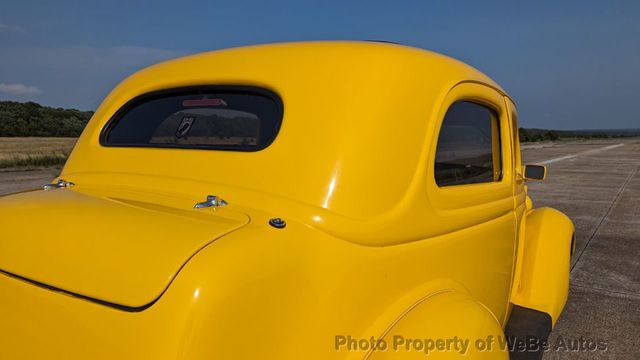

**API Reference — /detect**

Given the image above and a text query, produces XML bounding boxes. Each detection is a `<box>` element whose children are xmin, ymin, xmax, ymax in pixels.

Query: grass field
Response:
<box><xmin>0</xmin><ymin>137</ymin><xmax>77</xmax><ymax>170</ymax></box>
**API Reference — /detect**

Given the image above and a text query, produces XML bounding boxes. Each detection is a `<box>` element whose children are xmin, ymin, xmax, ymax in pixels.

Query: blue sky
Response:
<box><xmin>1</xmin><ymin>0</ymin><xmax>639</xmax><ymax>129</ymax></box>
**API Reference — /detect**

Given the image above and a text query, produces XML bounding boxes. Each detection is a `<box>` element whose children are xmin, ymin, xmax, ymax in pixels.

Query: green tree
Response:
<box><xmin>0</xmin><ymin>101</ymin><xmax>93</xmax><ymax>137</ymax></box>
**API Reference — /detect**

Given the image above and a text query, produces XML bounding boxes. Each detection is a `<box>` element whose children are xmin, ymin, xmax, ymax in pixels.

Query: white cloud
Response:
<box><xmin>0</xmin><ymin>83</ymin><xmax>42</xmax><ymax>95</ymax></box>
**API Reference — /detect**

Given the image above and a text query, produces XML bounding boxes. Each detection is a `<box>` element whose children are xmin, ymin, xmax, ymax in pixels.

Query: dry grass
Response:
<box><xmin>0</xmin><ymin>137</ymin><xmax>77</xmax><ymax>169</ymax></box>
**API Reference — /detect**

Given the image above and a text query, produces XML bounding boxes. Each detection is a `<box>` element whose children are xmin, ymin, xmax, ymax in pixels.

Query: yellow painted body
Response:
<box><xmin>0</xmin><ymin>42</ymin><xmax>573</xmax><ymax>359</ymax></box>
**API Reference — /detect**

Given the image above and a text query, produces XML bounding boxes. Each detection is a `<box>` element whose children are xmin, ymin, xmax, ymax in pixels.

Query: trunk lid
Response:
<box><xmin>0</xmin><ymin>187</ymin><xmax>249</xmax><ymax>309</ymax></box>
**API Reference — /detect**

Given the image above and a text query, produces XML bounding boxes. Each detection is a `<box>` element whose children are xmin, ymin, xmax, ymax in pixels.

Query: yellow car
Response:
<box><xmin>0</xmin><ymin>41</ymin><xmax>574</xmax><ymax>359</ymax></box>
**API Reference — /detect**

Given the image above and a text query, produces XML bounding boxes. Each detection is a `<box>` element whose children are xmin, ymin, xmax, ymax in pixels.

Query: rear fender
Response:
<box><xmin>366</xmin><ymin>291</ymin><xmax>508</xmax><ymax>359</ymax></box>
<box><xmin>511</xmin><ymin>207</ymin><xmax>574</xmax><ymax>327</ymax></box>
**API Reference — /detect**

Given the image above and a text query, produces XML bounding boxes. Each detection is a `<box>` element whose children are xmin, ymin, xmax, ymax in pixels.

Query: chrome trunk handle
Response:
<box><xmin>194</xmin><ymin>195</ymin><xmax>228</xmax><ymax>209</ymax></box>
<box><xmin>43</xmin><ymin>179</ymin><xmax>75</xmax><ymax>190</ymax></box>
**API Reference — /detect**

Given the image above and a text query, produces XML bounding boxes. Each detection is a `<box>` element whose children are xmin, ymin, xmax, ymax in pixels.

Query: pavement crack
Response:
<box><xmin>570</xmin><ymin>165</ymin><xmax>639</xmax><ymax>273</ymax></box>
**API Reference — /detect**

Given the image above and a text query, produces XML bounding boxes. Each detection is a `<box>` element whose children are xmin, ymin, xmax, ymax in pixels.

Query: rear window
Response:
<box><xmin>101</xmin><ymin>87</ymin><xmax>283</xmax><ymax>151</ymax></box>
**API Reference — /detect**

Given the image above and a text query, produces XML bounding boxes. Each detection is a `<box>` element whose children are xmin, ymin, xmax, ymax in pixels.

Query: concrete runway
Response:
<box><xmin>1</xmin><ymin>140</ymin><xmax>638</xmax><ymax>358</ymax></box>
<box><xmin>523</xmin><ymin>139</ymin><xmax>640</xmax><ymax>359</ymax></box>
<box><xmin>0</xmin><ymin>168</ymin><xmax>60</xmax><ymax>195</ymax></box>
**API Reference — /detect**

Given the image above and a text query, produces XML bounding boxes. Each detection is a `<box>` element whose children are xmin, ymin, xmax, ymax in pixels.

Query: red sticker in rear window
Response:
<box><xmin>182</xmin><ymin>99</ymin><xmax>227</xmax><ymax>107</ymax></box>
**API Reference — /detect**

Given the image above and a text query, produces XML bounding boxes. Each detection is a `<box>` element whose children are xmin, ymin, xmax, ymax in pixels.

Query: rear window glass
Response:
<box><xmin>102</xmin><ymin>87</ymin><xmax>283</xmax><ymax>151</ymax></box>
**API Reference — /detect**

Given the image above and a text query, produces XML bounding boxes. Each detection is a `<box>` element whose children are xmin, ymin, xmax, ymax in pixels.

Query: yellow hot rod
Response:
<box><xmin>0</xmin><ymin>42</ymin><xmax>573</xmax><ymax>359</ymax></box>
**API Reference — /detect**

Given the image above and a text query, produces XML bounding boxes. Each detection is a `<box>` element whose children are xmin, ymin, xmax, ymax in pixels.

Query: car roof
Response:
<box><xmin>65</xmin><ymin>41</ymin><xmax>510</xmax><ymax>223</ymax></box>
<box><xmin>127</xmin><ymin>40</ymin><xmax>505</xmax><ymax>96</ymax></box>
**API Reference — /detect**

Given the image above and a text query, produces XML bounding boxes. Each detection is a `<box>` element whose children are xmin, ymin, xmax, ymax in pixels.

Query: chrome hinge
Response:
<box><xmin>43</xmin><ymin>179</ymin><xmax>75</xmax><ymax>190</ymax></box>
<box><xmin>194</xmin><ymin>195</ymin><xmax>228</xmax><ymax>209</ymax></box>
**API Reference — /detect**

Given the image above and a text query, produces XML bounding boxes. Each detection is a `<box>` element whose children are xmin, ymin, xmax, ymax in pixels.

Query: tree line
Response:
<box><xmin>0</xmin><ymin>101</ymin><xmax>93</xmax><ymax>137</ymax></box>
<box><xmin>1</xmin><ymin>100</ymin><xmax>638</xmax><ymax>141</ymax></box>
<box><xmin>519</xmin><ymin>128</ymin><xmax>640</xmax><ymax>142</ymax></box>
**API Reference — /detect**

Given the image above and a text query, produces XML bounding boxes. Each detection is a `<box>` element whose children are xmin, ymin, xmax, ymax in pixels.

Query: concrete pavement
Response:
<box><xmin>0</xmin><ymin>168</ymin><xmax>59</xmax><ymax>195</ymax></box>
<box><xmin>523</xmin><ymin>139</ymin><xmax>640</xmax><ymax>359</ymax></box>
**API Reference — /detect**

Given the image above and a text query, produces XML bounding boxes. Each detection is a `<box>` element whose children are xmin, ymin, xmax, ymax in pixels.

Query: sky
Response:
<box><xmin>1</xmin><ymin>0</ymin><xmax>639</xmax><ymax>130</ymax></box>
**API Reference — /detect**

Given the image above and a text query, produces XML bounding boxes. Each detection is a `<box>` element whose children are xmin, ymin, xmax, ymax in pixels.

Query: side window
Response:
<box><xmin>434</xmin><ymin>101</ymin><xmax>502</xmax><ymax>187</ymax></box>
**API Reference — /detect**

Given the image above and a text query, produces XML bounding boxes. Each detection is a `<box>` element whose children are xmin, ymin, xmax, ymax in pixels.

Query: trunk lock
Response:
<box><xmin>269</xmin><ymin>218</ymin><xmax>287</xmax><ymax>229</ymax></box>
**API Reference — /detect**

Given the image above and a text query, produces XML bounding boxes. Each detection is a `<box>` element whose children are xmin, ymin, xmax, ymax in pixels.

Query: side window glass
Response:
<box><xmin>435</xmin><ymin>101</ymin><xmax>502</xmax><ymax>187</ymax></box>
